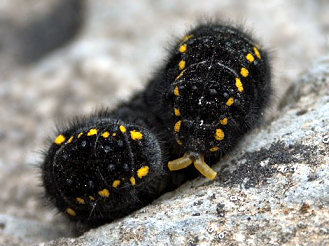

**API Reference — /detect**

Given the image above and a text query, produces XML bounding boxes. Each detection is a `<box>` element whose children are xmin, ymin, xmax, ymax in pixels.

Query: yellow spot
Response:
<box><xmin>66</xmin><ymin>208</ymin><xmax>76</xmax><ymax>216</ymax></box>
<box><xmin>102</xmin><ymin>131</ymin><xmax>110</xmax><ymax>138</ymax></box>
<box><xmin>55</xmin><ymin>134</ymin><xmax>66</xmax><ymax>144</ymax></box>
<box><xmin>235</xmin><ymin>78</ymin><xmax>244</xmax><ymax>92</ymax></box>
<box><xmin>174</xmin><ymin>86</ymin><xmax>180</xmax><ymax>96</ymax></box>
<box><xmin>215</xmin><ymin>129</ymin><xmax>225</xmax><ymax>141</ymax></box>
<box><xmin>220</xmin><ymin>117</ymin><xmax>228</xmax><ymax>125</ymax></box>
<box><xmin>113</xmin><ymin>133</ymin><xmax>117</xmax><ymax>136</ymax></box>
<box><xmin>174</xmin><ymin>121</ymin><xmax>182</xmax><ymax>133</ymax></box>
<box><xmin>254</xmin><ymin>47</ymin><xmax>261</xmax><ymax>59</ymax></box>
<box><xmin>130</xmin><ymin>130</ymin><xmax>143</xmax><ymax>140</ymax></box>
<box><xmin>240</xmin><ymin>67</ymin><xmax>249</xmax><ymax>77</ymax></box>
<box><xmin>178</xmin><ymin>60</ymin><xmax>186</xmax><ymax>70</ymax></box>
<box><xmin>246</xmin><ymin>53</ymin><xmax>255</xmax><ymax>62</ymax></box>
<box><xmin>209</xmin><ymin>147</ymin><xmax>219</xmax><ymax>152</ymax></box>
<box><xmin>89</xmin><ymin>196</ymin><xmax>95</xmax><ymax>201</ymax></box>
<box><xmin>179</xmin><ymin>44</ymin><xmax>187</xmax><ymax>53</ymax></box>
<box><xmin>175</xmin><ymin>69</ymin><xmax>186</xmax><ymax>81</ymax></box>
<box><xmin>177</xmin><ymin>139</ymin><xmax>183</xmax><ymax>145</ymax></box>
<box><xmin>77</xmin><ymin>132</ymin><xmax>83</xmax><ymax>138</ymax></box>
<box><xmin>182</xmin><ymin>34</ymin><xmax>194</xmax><ymax>42</ymax></box>
<box><xmin>112</xmin><ymin>180</ymin><xmax>121</xmax><ymax>188</ymax></box>
<box><xmin>137</xmin><ymin>166</ymin><xmax>150</xmax><ymax>178</ymax></box>
<box><xmin>130</xmin><ymin>177</ymin><xmax>136</xmax><ymax>186</ymax></box>
<box><xmin>98</xmin><ymin>189</ymin><xmax>110</xmax><ymax>197</ymax></box>
<box><xmin>87</xmin><ymin>128</ymin><xmax>97</xmax><ymax>136</ymax></box>
<box><xmin>226</xmin><ymin>97</ymin><xmax>234</xmax><ymax>106</ymax></box>
<box><xmin>119</xmin><ymin>125</ymin><xmax>126</xmax><ymax>133</ymax></box>
<box><xmin>76</xmin><ymin>197</ymin><xmax>85</xmax><ymax>204</ymax></box>
<box><xmin>67</xmin><ymin>136</ymin><xmax>74</xmax><ymax>143</ymax></box>
<box><xmin>174</xmin><ymin>108</ymin><xmax>181</xmax><ymax>116</ymax></box>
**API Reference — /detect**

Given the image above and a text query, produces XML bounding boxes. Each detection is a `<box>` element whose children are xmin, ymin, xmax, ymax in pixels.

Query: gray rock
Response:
<box><xmin>0</xmin><ymin>0</ymin><xmax>328</xmax><ymax>245</ymax></box>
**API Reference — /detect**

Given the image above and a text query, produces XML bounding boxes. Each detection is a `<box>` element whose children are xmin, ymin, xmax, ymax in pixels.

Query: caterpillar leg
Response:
<box><xmin>168</xmin><ymin>153</ymin><xmax>217</xmax><ymax>180</ymax></box>
<box><xmin>168</xmin><ymin>153</ymin><xmax>193</xmax><ymax>170</ymax></box>
<box><xmin>194</xmin><ymin>155</ymin><xmax>217</xmax><ymax>180</ymax></box>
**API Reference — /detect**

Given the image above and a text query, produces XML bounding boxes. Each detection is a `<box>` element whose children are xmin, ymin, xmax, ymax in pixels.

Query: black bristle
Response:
<box><xmin>40</xmin><ymin>21</ymin><xmax>271</xmax><ymax>229</ymax></box>
<box><xmin>143</xmin><ymin>22</ymin><xmax>271</xmax><ymax>178</ymax></box>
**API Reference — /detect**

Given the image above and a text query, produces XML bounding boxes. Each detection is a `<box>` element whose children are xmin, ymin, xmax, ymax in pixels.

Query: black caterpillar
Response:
<box><xmin>42</xmin><ymin>95</ymin><xmax>188</xmax><ymax>228</ymax></box>
<box><xmin>41</xmin><ymin>22</ymin><xmax>271</xmax><ymax>228</ymax></box>
<box><xmin>145</xmin><ymin>22</ymin><xmax>271</xmax><ymax>180</ymax></box>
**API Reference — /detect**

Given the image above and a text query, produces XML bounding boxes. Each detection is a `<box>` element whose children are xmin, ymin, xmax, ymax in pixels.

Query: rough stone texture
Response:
<box><xmin>0</xmin><ymin>0</ymin><xmax>328</xmax><ymax>245</ymax></box>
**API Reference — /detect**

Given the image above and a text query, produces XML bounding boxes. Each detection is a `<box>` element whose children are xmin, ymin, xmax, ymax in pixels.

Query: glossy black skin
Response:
<box><xmin>144</xmin><ymin>23</ymin><xmax>271</xmax><ymax>162</ymax></box>
<box><xmin>42</xmin><ymin>95</ymin><xmax>188</xmax><ymax>229</ymax></box>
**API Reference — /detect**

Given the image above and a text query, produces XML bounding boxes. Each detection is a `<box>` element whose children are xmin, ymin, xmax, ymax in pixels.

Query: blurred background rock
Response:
<box><xmin>0</xmin><ymin>0</ymin><xmax>328</xmax><ymax>245</ymax></box>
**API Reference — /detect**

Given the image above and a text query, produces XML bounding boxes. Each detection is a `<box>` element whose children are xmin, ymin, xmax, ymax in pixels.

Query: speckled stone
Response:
<box><xmin>0</xmin><ymin>0</ymin><xmax>328</xmax><ymax>245</ymax></box>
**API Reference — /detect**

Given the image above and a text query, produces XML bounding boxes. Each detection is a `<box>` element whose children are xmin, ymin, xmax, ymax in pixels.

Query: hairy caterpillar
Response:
<box><xmin>41</xmin><ymin>22</ymin><xmax>271</xmax><ymax>228</ymax></box>
<box><xmin>145</xmin><ymin>22</ymin><xmax>271</xmax><ymax>180</ymax></box>
<box><xmin>41</xmin><ymin>96</ymin><xmax>186</xmax><ymax>228</ymax></box>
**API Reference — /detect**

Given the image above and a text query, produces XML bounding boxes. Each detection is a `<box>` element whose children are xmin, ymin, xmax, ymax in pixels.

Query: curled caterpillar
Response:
<box><xmin>145</xmin><ymin>22</ymin><xmax>271</xmax><ymax>180</ymax></box>
<box><xmin>41</xmin><ymin>21</ymin><xmax>272</xmax><ymax>228</ymax></box>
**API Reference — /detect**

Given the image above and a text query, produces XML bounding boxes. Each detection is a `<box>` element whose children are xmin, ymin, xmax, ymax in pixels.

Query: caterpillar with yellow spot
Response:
<box><xmin>41</xmin><ymin>21</ymin><xmax>271</xmax><ymax>229</ymax></box>
<box><xmin>41</xmin><ymin>94</ymin><xmax>188</xmax><ymax>229</ymax></box>
<box><xmin>145</xmin><ymin>22</ymin><xmax>271</xmax><ymax>180</ymax></box>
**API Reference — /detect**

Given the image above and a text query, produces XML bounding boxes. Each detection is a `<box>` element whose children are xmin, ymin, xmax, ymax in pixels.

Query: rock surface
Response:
<box><xmin>0</xmin><ymin>0</ymin><xmax>328</xmax><ymax>245</ymax></box>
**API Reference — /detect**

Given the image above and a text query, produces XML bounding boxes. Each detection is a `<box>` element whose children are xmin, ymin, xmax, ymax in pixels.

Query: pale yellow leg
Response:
<box><xmin>194</xmin><ymin>155</ymin><xmax>217</xmax><ymax>180</ymax></box>
<box><xmin>168</xmin><ymin>153</ymin><xmax>193</xmax><ymax>171</ymax></box>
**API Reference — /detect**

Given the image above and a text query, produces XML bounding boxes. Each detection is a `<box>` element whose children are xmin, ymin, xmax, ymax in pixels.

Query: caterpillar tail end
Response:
<box><xmin>168</xmin><ymin>153</ymin><xmax>217</xmax><ymax>180</ymax></box>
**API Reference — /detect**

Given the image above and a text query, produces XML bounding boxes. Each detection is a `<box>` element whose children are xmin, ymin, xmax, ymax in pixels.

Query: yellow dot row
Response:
<box><xmin>173</xmin><ymin>85</ymin><xmax>182</xmax><ymax>145</ymax></box>
<box><xmin>234</xmin><ymin>46</ymin><xmax>262</xmax><ymax>93</ymax></box>
<box><xmin>171</xmin><ymin>40</ymin><xmax>262</xmax><ymax>152</ymax></box>
<box><xmin>65</xmin><ymin>165</ymin><xmax>150</xmax><ymax>217</ymax></box>
<box><xmin>177</xmin><ymin>34</ymin><xmax>190</xmax><ymax>77</ymax></box>
<box><xmin>174</xmin><ymin>40</ymin><xmax>184</xmax><ymax>143</ymax></box>
<box><xmin>171</xmin><ymin>33</ymin><xmax>195</xmax><ymax>145</ymax></box>
<box><xmin>54</xmin><ymin>127</ymin><xmax>144</xmax><ymax>145</ymax></box>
